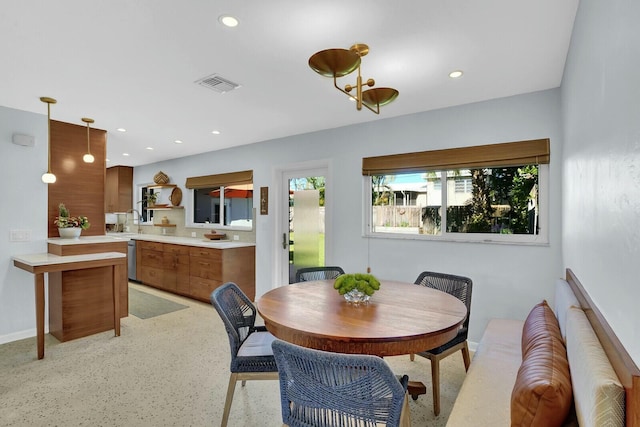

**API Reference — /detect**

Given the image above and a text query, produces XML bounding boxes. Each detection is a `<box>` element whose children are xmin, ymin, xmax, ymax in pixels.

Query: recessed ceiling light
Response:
<box><xmin>212</xmin><ymin>130</ymin><xmax>221</xmax><ymax>135</ymax></box>
<box><xmin>174</xmin><ymin>140</ymin><xmax>183</xmax><ymax>144</ymax></box>
<box><xmin>449</xmin><ymin>70</ymin><xmax>464</xmax><ymax>79</ymax></box>
<box><xmin>123</xmin><ymin>153</ymin><xmax>130</xmax><ymax>156</ymax></box>
<box><xmin>219</xmin><ymin>15</ymin><xmax>239</xmax><ymax>27</ymax></box>
<box><xmin>106</xmin><ymin>158</ymin><xmax>110</xmax><ymax>162</ymax></box>
<box><xmin>117</xmin><ymin>128</ymin><xmax>126</xmax><ymax>132</ymax></box>
<box><xmin>146</xmin><ymin>147</ymin><xmax>153</xmax><ymax>150</ymax></box>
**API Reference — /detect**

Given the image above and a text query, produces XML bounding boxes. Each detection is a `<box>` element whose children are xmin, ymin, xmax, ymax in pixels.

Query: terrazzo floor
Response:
<box><xmin>0</xmin><ymin>282</ymin><xmax>468</xmax><ymax>426</ymax></box>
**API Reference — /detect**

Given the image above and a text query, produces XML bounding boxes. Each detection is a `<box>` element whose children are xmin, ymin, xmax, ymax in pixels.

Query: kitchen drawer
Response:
<box><xmin>140</xmin><ymin>266</ymin><xmax>163</xmax><ymax>288</ymax></box>
<box><xmin>189</xmin><ymin>247</ymin><xmax>222</xmax><ymax>260</ymax></box>
<box><xmin>164</xmin><ymin>243</ymin><xmax>189</xmax><ymax>255</ymax></box>
<box><xmin>190</xmin><ymin>257</ymin><xmax>222</xmax><ymax>281</ymax></box>
<box><xmin>138</xmin><ymin>241</ymin><xmax>163</xmax><ymax>252</ymax></box>
<box><xmin>140</xmin><ymin>248</ymin><xmax>163</xmax><ymax>269</ymax></box>
<box><xmin>189</xmin><ymin>276</ymin><xmax>223</xmax><ymax>301</ymax></box>
<box><xmin>162</xmin><ymin>252</ymin><xmax>189</xmax><ymax>267</ymax></box>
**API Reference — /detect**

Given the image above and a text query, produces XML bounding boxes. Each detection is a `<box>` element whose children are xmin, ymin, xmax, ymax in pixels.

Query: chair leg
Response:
<box><xmin>409</xmin><ymin>353</ymin><xmax>415</xmax><ymax>361</ymax></box>
<box><xmin>461</xmin><ymin>342</ymin><xmax>471</xmax><ymax>371</ymax></box>
<box><xmin>430</xmin><ymin>357</ymin><xmax>441</xmax><ymax>416</ymax></box>
<box><xmin>221</xmin><ymin>373</ymin><xmax>238</xmax><ymax>427</ymax></box>
<box><xmin>400</xmin><ymin>393</ymin><xmax>412</xmax><ymax>427</ymax></box>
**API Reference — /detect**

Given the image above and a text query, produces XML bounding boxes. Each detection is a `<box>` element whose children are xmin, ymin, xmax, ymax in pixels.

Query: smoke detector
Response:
<box><xmin>195</xmin><ymin>74</ymin><xmax>241</xmax><ymax>93</ymax></box>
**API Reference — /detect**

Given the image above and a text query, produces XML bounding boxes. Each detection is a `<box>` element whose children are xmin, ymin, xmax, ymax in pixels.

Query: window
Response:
<box><xmin>185</xmin><ymin>170</ymin><xmax>253</xmax><ymax>230</ymax></box>
<box><xmin>138</xmin><ymin>186</ymin><xmax>155</xmax><ymax>224</ymax></box>
<box><xmin>363</xmin><ymin>139</ymin><xmax>549</xmax><ymax>244</ymax></box>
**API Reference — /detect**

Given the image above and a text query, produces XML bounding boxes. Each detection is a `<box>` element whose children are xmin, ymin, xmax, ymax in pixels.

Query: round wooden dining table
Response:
<box><xmin>256</xmin><ymin>280</ymin><xmax>467</xmax><ymax>357</ymax></box>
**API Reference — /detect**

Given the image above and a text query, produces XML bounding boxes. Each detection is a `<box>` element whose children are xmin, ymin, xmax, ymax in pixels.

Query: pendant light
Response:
<box><xmin>82</xmin><ymin>117</ymin><xmax>95</xmax><ymax>163</ymax></box>
<box><xmin>308</xmin><ymin>44</ymin><xmax>398</xmax><ymax>114</ymax></box>
<box><xmin>40</xmin><ymin>97</ymin><xmax>57</xmax><ymax>184</ymax></box>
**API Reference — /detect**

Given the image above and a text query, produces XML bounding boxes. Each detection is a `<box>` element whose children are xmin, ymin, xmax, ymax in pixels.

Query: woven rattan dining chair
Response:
<box><xmin>411</xmin><ymin>271</ymin><xmax>473</xmax><ymax>416</ymax></box>
<box><xmin>294</xmin><ymin>266</ymin><xmax>345</xmax><ymax>283</ymax></box>
<box><xmin>210</xmin><ymin>282</ymin><xmax>279</xmax><ymax>427</ymax></box>
<box><xmin>272</xmin><ymin>339</ymin><xmax>411</xmax><ymax>427</ymax></box>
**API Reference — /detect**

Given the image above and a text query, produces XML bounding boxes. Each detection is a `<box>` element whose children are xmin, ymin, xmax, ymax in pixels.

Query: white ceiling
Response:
<box><xmin>0</xmin><ymin>0</ymin><xmax>579</xmax><ymax>167</ymax></box>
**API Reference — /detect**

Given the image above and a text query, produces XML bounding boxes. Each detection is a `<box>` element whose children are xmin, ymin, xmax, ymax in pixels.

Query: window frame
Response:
<box><xmin>184</xmin><ymin>170</ymin><xmax>254</xmax><ymax>231</ymax></box>
<box><xmin>362</xmin><ymin>140</ymin><xmax>550</xmax><ymax>245</ymax></box>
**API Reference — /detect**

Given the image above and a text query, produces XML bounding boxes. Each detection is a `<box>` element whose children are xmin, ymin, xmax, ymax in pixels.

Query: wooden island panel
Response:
<box><xmin>48</xmin><ymin>240</ymin><xmax>128</xmax><ymax>319</ymax></box>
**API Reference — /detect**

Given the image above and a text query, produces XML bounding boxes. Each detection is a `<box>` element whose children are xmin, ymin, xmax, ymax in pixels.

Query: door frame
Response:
<box><xmin>273</xmin><ymin>159</ymin><xmax>332</xmax><ymax>287</ymax></box>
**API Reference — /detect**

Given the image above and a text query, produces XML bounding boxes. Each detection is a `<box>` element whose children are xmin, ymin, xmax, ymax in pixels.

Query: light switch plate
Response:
<box><xmin>10</xmin><ymin>229</ymin><xmax>32</xmax><ymax>242</ymax></box>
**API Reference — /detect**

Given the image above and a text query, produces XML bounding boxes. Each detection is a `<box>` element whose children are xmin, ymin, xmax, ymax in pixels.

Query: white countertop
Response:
<box><xmin>13</xmin><ymin>251</ymin><xmax>126</xmax><ymax>267</ymax></box>
<box><xmin>48</xmin><ymin>235</ymin><xmax>134</xmax><ymax>245</ymax></box>
<box><xmin>131</xmin><ymin>234</ymin><xmax>255</xmax><ymax>249</ymax></box>
<box><xmin>48</xmin><ymin>234</ymin><xmax>255</xmax><ymax>249</ymax></box>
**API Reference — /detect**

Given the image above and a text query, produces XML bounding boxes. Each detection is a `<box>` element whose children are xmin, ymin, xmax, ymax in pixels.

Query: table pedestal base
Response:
<box><xmin>408</xmin><ymin>380</ymin><xmax>427</xmax><ymax>400</ymax></box>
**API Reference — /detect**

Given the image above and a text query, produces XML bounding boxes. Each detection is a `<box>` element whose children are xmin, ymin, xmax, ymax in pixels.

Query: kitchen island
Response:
<box><xmin>13</xmin><ymin>251</ymin><xmax>126</xmax><ymax>359</ymax></box>
<box><xmin>45</xmin><ymin>236</ymin><xmax>129</xmax><ymax>342</ymax></box>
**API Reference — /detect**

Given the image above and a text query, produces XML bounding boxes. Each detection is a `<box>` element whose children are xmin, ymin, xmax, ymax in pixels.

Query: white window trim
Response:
<box><xmin>362</xmin><ymin>164</ymin><xmax>549</xmax><ymax>246</ymax></box>
<box><xmin>184</xmin><ymin>187</ymin><xmax>254</xmax><ymax>231</ymax></box>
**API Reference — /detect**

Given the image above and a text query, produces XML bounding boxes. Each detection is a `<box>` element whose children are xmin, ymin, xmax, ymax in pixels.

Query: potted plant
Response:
<box><xmin>54</xmin><ymin>203</ymin><xmax>90</xmax><ymax>238</ymax></box>
<box><xmin>333</xmin><ymin>273</ymin><xmax>381</xmax><ymax>304</ymax></box>
<box><xmin>139</xmin><ymin>192</ymin><xmax>159</xmax><ymax>207</ymax></box>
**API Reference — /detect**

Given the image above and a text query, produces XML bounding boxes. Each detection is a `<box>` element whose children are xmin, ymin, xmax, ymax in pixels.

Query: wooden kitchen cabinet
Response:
<box><xmin>189</xmin><ymin>245</ymin><xmax>255</xmax><ymax>301</ymax></box>
<box><xmin>105</xmin><ymin>166</ymin><xmax>133</xmax><ymax>213</ymax></box>
<box><xmin>136</xmin><ymin>240</ymin><xmax>255</xmax><ymax>302</ymax></box>
<box><xmin>138</xmin><ymin>241</ymin><xmax>163</xmax><ymax>289</ymax></box>
<box><xmin>163</xmin><ymin>244</ymin><xmax>190</xmax><ymax>294</ymax></box>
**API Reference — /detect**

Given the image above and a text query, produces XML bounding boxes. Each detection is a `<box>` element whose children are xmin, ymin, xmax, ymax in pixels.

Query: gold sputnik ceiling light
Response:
<box><xmin>308</xmin><ymin>43</ymin><xmax>398</xmax><ymax>114</ymax></box>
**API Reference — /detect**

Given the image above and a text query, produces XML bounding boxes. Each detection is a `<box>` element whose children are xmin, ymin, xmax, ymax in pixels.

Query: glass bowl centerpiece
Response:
<box><xmin>54</xmin><ymin>203</ymin><xmax>90</xmax><ymax>238</ymax></box>
<box><xmin>333</xmin><ymin>273</ymin><xmax>380</xmax><ymax>304</ymax></box>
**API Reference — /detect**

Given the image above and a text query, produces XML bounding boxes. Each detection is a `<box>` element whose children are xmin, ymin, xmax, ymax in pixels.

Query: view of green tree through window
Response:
<box><xmin>370</xmin><ymin>165</ymin><xmax>540</xmax><ymax>238</ymax></box>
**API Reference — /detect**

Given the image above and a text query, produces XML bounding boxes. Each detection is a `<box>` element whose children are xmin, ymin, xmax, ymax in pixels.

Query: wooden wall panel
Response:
<box><xmin>47</xmin><ymin>119</ymin><xmax>106</xmax><ymax>237</ymax></box>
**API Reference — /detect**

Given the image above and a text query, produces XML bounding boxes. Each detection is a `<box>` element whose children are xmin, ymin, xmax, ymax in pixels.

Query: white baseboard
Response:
<box><xmin>0</xmin><ymin>328</ymin><xmax>45</xmax><ymax>345</ymax></box>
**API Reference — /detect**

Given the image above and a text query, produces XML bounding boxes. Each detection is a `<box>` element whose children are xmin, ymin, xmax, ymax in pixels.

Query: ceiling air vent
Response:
<box><xmin>195</xmin><ymin>74</ymin><xmax>241</xmax><ymax>93</ymax></box>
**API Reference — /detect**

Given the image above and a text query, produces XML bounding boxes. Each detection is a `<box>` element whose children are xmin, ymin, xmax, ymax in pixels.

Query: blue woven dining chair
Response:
<box><xmin>294</xmin><ymin>266</ymin><xmax>345</xmax><ymax>283</ymax></box>
<box><xmin>272</xmin><ymin>339</ymin><xmax>410</xmax><ymax>427</ymax></box>
<box><xmin>210</xmin><ymin>282</ymin><xmax>279</xmax><ymax>427</ymax></box>
<box><xmin>411</xmin><ymin>271</ymin><xmax>473</xmax><ymax>416</ymax></box>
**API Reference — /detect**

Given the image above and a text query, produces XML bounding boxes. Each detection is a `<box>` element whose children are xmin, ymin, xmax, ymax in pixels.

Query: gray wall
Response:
<box><xmin>135</xmin><ymin>88</ymin><xmax>564</xmax><ymax>348</ymax></box>
<box><xmin>561</xmin><ymin>0</ymin><xmax>640</xmax><ymax>362</ymax></box>
<box><xmin>0</xmin><ymin>106</ymin><xmax>49</xmax><ymax>340</ymax></box>
<box><xmin>2</xmin><ymin>0</ymin><xmax>637</xmax><ymax>367</ymax></box>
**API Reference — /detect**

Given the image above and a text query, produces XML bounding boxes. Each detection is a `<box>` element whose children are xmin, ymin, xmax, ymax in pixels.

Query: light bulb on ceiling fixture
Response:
<box><xmin>40</xmin><ymin>97</ymin><xmax>57</xmax><ymax>184</ymax></box>
<box><xmin>82</xmin><ymin>117</ymin><xmax>95</xmax><ymax>163</ymax></box>
<box><xmin>219</xmin><ymin>15</ymin><xmax>239</xmax><ymax>27</ymax></box>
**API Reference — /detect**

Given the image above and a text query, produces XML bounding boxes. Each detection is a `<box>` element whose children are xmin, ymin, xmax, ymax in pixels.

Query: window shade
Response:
<box><xmin>185</xmin><ymin>170</ymin><xmax>253</xmax><ymax>189</ymax></box>
<box><xmin>362</xmin><ymin>139</ymin><xmax>550</xmax><ymax>175</ymax></box>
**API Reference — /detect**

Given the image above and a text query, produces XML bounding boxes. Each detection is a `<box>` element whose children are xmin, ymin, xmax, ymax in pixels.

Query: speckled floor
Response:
<box><xmin>0</xmin><ymin>283</ymin><xmax>467</xmax><ymax>426</ymax></box>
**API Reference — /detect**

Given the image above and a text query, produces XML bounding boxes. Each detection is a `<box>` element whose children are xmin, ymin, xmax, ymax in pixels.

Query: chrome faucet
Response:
<box><xmin>126</xmin><ymin>209</ymin><xmax>143</xmax><ymax>234</ymax></box>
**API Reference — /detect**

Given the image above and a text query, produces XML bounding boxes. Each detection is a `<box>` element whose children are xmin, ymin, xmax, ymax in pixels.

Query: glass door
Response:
<box><xmin>282</xmin><ymin>170</ymin><xmax>327</xmax><ymax>284</ymax></box>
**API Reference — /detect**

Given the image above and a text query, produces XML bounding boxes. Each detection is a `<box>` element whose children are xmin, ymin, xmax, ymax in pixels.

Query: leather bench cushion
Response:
<box><xmin>521</xmin><ymin>300</ymin><xmax>563</xmax><ymax>357</ymax></box>
<box><xmin>511</xmin><ymin>301</ymin><xmax>573</xmax><ymax>427</ymax></box>
<box><xmin>565</xmin><ymin>307</ymin><xmax>624</xmax><ymax>427</ymax></box>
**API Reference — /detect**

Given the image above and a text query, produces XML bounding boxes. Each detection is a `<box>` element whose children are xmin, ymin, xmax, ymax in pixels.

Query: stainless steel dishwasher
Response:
<box><xmin>127</xmin><ymin>239</ymin><xmax>137</xmax><ymax>281</ymax></box>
